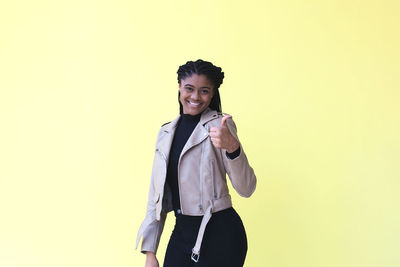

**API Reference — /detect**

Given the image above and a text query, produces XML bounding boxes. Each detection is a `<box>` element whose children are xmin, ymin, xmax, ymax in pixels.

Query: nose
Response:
<box><xmin>191</xmin><ymin>90</ymin><xmax>200</xmax><ymax>100</ymax></box>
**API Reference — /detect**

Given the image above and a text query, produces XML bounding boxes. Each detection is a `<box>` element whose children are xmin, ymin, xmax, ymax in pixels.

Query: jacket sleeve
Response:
<box><xmin>135</xmin><ymin>132</ymin><xmax>167</xmax><ymax>254</ymax></box>
<box><xmin>222</xmin><ymin>117</ymin><xmax>257</xmax><ymax>197</ymax></box>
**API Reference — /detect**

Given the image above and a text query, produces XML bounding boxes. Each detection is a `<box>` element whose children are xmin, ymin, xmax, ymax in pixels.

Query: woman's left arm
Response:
<box><xmin>209</xmin><ymin>115</ymin><xmax>257</xmax><ymax>197</ymax></box>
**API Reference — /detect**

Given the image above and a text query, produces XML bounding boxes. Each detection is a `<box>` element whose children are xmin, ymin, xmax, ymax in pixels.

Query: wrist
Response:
<box><xmin>226</xmin><ymin>140</ymin><xmax>240</xmax><ymax>153</ymax></box>
<box><xmin>145</xmin><ymin>251</ymin><xmax>156</xmax><ymax>257</ymax></box>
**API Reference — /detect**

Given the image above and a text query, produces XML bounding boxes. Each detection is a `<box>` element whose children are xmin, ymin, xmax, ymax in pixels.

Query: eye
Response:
<box><xmin>185</xmin><ymin>87</ymin><xmax>193</xmax><ymax>91</ymax></box>
<box><xmin>201</xmin><ymin>90</ymin><xmax>209</xmax><ymax>95</ymax></box>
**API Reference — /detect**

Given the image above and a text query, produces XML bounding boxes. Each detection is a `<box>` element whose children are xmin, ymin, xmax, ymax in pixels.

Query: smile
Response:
<box><xmin>188</xmin><ymin>101</ymin><xmax>202</xmax><ymax>106</ymax></box>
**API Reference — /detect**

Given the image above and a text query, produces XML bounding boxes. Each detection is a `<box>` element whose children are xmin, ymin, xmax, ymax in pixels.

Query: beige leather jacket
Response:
<box><xmin>135</xmin><ymin>108</ymin><xmax>256</xmax><ymax>257</ymax></box>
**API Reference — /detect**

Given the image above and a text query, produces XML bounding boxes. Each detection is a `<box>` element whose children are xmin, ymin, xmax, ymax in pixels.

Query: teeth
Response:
<box><xmin>189</xmin><ymin>102</ymin><xmax>201</xmax><ymax>106</ymax></box>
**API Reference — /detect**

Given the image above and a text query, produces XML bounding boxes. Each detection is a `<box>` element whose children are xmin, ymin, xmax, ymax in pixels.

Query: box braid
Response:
<box><xmin>177</xmin><ymin>59</ymin><xmax>224</xmax><ymax>114</ymax></box>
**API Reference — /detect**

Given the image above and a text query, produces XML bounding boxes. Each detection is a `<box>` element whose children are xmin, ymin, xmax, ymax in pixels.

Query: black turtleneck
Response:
<box><xmin>166</xmin><ymin>112</ymin><xmax>240</xmax><ymax>211</ymax></box>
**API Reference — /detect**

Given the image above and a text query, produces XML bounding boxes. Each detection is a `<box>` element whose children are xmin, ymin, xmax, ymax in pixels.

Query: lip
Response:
<box><xmin>187</xmin><ymin>100</ymin><xmax>202</xmax><ymax>107</ymax></box>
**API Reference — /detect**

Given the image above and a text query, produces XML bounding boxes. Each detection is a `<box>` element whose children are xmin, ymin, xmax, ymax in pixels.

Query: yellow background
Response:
<box><xmin>1</xmin><ymin>0</ymin><xmax>399</xmax><ymax>266</ymax></box>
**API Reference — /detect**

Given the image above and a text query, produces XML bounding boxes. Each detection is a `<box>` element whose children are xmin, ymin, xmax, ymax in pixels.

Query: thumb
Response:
<box><xmin>221</xmin><ymin>115</ymin><xmax>232</xmax><ymax>128</ymax></box>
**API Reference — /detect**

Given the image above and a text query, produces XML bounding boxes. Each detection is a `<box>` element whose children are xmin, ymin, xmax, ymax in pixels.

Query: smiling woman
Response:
<box><xmin>179</xmin><ymin>74</ymin><xmax>214</xmax><ymax>116</ymax></box>
<box><xmin>177</xmin><ymin>60</ymin><xmax>224</xmax><ymax>115</ymax></box>
<box><xmin>136</xmin><ymin>59</ymin><xmax>257</xmax><ymax>267</ymax></box>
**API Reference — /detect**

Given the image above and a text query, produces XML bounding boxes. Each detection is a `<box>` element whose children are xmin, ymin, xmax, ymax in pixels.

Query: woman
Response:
<box><xmin>136</xmin><ymin>59</ymin><xmax>257</xmax><ymax>267</ymax></box>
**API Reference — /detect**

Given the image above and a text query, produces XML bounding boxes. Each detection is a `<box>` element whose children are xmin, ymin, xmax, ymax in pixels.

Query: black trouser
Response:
<box><xmin>163</xmin><ymin>207</ymin><xmax>247</xmax><ymax>267</ymax></box>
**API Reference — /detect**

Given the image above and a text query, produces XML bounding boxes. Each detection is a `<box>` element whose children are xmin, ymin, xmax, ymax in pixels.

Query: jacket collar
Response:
<box><xmin>162</xmin><ymin>107</ymin><xmax>219</xmax><ymax>134</ymax></box>
<box><xmin>158</xmin><ymin>107</ymin><xmax>220</xmax><ymax>162</ymax></box>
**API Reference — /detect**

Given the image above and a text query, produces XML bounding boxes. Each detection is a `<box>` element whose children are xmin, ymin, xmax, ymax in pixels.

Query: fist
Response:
<box><xmin>209</xmin><ymin>115</ymin><xmax>240</xmax><ymax>153</ymax></box>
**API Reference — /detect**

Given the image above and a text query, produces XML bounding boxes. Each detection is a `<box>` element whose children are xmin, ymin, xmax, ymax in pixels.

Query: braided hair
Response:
<box><xmin>177</xmin><ymin>59</ymin><xmax>225</xmax><ymax>114</ymax></box>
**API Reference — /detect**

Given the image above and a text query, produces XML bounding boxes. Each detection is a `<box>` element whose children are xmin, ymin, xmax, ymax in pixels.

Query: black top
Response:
<box><xmin>166</xmin><ymin>112</ymin><xmax>241</xmax><ymax>211</ymax></box>
<box><xmin>166</xmin><ymin>113</ymin><xmax>201</xmax><ymax>210</ymax></box>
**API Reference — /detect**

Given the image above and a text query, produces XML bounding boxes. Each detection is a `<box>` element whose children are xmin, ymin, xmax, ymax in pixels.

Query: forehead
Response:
<box><xmin>180</xmin><ymin>74</ymin><xmax>214</xmax><ymax>87</ymax></box>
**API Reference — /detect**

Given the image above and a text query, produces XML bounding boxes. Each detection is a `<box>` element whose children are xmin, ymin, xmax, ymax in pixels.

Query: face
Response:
<box><xmin>179</xmin><ymin>74</ymin><xmax>214</xmax><ymax>115</ymax></box>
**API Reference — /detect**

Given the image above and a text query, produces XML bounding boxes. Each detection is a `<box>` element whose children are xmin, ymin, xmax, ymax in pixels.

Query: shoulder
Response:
<box><xmin>215</xmin><ymin>111</ymin><xmax>235</xmax><ymax>124</ymax></box>
<box><xmin>202</xmin><ymin>108</ymin><xmax>227</xmax><ymax>120</ymax></box>
<box><xmin>157</xmin><ymin>113</ymin><xmax>181</xmax><ymax>133</ymax></box>
<box><xmin>155</xmin><ymin>121</ymin><xmax>171</xmax><ymax>141</ymax></box>
<box><xmin>219</xmin><ymin>112</ymin><xmax>238</xmax><ymax>132</ymax></box>
<box><xmin>161</xmin><ymin>121</ymin><xmax>171</xmax><ymax>127</ymax></box>
<box><xmin>158</xmin><ymin>121</ymin><xmax>172</xmax><ymax>135</ymax></box>
<box><xmin>203</xmin><ymin>110</ymin><xmax>236</xmax><ymax>128</ymax></box>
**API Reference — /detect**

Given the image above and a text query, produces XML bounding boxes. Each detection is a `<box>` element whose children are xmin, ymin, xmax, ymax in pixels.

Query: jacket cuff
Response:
<box><xmin>139</xmin><ymin>212</ymin><xmax>166</xmax><ymax>255</ymax></box>
<box><xmin>225</xmin><ymin>146</ymin><xmax>241</xmax><ymax>160</ymax></box>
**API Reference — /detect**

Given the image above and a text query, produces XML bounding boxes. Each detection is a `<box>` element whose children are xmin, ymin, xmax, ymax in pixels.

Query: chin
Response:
<box><xmin>182</xmin><ymin>106</ymin><xmax>201</xmax><ymax>115</ymax></box>
<box><xmin>184</xmin><ymin>109</ymin><xmax>202</xmax><ymax>115</ymax></box>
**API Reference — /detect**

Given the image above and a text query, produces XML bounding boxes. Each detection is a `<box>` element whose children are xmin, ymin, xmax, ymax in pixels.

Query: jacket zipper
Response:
<box><xmin>155</xmin><ymin>148</ymin><xmax>167</xmax><ymax>203</ymax></box>
<box><xmin>177</xmin><ymin>155</ymin><xmax>184</xmax><ymax>214</ymax></box>
<box><xmin>211</xmin><ymin>159</ymin><xmax>217</xmax><ymax>199</ymax></box>
<box><xmin>199</xmin><ymin>142</ymin><xmax>204</xmax><ymax>212</ymax></box>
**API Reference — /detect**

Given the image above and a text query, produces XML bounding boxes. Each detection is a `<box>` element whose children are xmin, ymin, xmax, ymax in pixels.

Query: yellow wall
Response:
<box><xmin>1</xmin><ymin>0</ymin><xmax>399</xmax><ymax>266</ymax></box>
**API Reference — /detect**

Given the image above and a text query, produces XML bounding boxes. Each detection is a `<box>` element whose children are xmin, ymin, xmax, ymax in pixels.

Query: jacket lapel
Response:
<box><xmin>179</xmin><ymin>108</ymin><xmax>218</xmax><ymax>161</ymax></box>
<box><xmin>157</xmin><ymin>115</ymin><xmax>180</xmax><ymax>162</ymax></box>
<box><xmin>158</xmin><ymin>108</ymin><xmax>219</xmax><ymax>163</ymax></box>
<box><xmin>179</xmin><ymin>123</ymin><xmax>209</xmax><ymax>160</ymax></box>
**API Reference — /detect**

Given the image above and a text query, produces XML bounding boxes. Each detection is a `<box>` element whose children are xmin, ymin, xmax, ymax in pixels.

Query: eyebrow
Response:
<box><xmin>184</xmin><ymin>83</ymin><xmax>211</xmax><ymax>89</ymax></box>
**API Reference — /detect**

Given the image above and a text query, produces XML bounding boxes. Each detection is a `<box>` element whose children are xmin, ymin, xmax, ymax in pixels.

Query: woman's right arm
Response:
<box><xmin>136</xmin><ymin>128</ymin><xmax>168</xmax><ymax>264</ymax></box>
<box><xmin>145</xmin><ymin>251</ymin><xmax>159</xmax><ymax>267</ymax></box>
